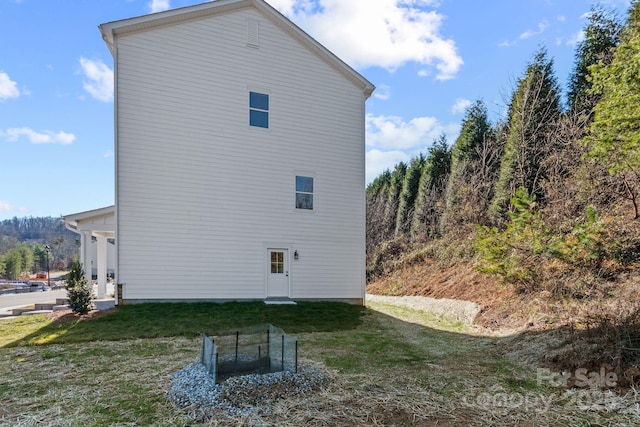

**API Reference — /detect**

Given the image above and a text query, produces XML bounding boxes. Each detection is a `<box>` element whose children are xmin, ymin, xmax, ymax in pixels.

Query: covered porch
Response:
<box><xmin>63</xmin><ymin>206</ymin><xmax>116</xmax><ymax>300</ymax></box>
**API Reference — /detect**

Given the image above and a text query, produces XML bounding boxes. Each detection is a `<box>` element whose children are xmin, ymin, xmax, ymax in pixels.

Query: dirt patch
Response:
<box><xmin>46</xmin><ymin>307</ymin><xmax>118</xmax><ymax>324</ymax></box>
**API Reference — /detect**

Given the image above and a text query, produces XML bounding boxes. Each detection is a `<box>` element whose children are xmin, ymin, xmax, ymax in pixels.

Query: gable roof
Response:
<box><xmin>99</xmin><ymin>0</ymin><xmax>375</xmax><ymax>98</ymax></box>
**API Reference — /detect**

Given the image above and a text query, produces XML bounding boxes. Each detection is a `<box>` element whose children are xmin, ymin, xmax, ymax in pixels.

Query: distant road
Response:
<box><xmin>0</xmin><ymin>289</ymin><xmax>68</xmax><ymax>311</ymax></box>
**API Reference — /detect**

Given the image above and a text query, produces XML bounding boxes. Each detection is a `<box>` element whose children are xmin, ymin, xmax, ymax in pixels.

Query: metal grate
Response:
<box><xmin>200</xmin><ymin>324</ymin><xmax>298</xmax><ymax>383</ymax></box>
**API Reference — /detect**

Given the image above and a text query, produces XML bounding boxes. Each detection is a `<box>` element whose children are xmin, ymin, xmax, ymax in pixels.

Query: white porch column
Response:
<box><xmin>96</xmin><ymin>235</ymin><xmax>107</xmax><ymax>299</ymax></box>
<box><xmin>81</xmin><ymin>231</ymin><xmax>93</xmax><ymax>285</ymax></box>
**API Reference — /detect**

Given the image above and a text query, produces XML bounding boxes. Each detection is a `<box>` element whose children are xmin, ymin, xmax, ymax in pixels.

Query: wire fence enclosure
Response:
<box><xmin>200</xmin><ymin>324</ymin><xmax>298</xmax><ymax>383</ymax></box>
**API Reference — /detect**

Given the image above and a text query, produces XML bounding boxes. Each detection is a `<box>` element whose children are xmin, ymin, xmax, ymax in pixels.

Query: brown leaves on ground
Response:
<box><xmin>45</xmin><ymin>307</ymin><xmax>118</xmax><ymax>324</ymax></box>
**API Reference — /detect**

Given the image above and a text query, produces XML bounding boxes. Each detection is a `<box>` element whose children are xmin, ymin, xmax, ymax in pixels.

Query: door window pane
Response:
<box><xmin>270</xmin><ymin>251</ymin><xmax>284</xmax><ymax>273</ymax></box>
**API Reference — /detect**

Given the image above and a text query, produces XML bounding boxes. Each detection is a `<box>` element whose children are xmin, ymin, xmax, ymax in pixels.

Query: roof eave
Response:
<box><xmin>63</xmin><ymin>205</ymin><xmax>116</xmax><ymax>223</ymax></box>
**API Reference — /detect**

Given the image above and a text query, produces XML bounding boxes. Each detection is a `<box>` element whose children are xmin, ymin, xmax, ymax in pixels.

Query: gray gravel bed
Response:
<box><xmin>167</xmin><ymin>361</ymin><xmax>329</xmax><ymax>422</ymax></box>
<box><xmin>366</xmin><ymin>293</ymin><xmax>480</xmax><ymax>324</ymax></box>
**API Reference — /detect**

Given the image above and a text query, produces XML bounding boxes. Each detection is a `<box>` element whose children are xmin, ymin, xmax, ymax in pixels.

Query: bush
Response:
<box><xmin>66</xmin><ymin>260</ymin><xmax>93</xmax><ymax>315</ymax></box>
<box><xmin>475</xmin><ymin>188</ymin><xmax>556</xmax><ymax>292</ymax></box>
<box><xmin>476</xmin><ymin>187</ymin><xmax>633</xmax><ymax>294</ymax></box>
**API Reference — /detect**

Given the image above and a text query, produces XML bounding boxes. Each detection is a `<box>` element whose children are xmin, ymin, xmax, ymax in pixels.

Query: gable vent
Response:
<box><xmin>247</xmin><ymin>20</ymin><xmax>259</xmax><ymax>47</ymax></box>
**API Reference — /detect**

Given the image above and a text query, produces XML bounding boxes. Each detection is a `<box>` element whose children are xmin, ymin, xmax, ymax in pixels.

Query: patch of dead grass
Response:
<box><xmin>2</xmin><ymin>305</ymin><xmax>640</xmax><ymax>425</ymax></box>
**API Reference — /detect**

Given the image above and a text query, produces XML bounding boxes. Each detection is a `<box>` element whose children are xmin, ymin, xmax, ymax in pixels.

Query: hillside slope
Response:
<box><xmin>367</xmin><ymin>255</ymin><xmax>640</xmax><ymax>331</ymax></box>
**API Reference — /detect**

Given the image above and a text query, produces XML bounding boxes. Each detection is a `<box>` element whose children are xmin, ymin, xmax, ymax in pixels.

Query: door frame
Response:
<box><xmin>264</xmin><ymin>244</ymin><xmax>292</xmax><ymax>298</ymax></box>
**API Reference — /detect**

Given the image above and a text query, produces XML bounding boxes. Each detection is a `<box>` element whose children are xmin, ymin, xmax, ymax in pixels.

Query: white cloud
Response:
<box><xmin>269</xmin><ymin>0</ymin><xmax>462</xmax><ymax>80</ymax></box>
<box><xmin>557</xmin><ymin>15</ymin><xmax>566</xmax><ymax>22</ymax></box>
<box><xmin>148</xmin><ymin>0</ymin><xmax>170</xmax><ymax>13</ymax></box>
<box><xmin>519</xmin><ymin>20</ymin><xmax>549</xmax><ymax>40</ymax></box>
<box><xmin>366</xmin><ymin>149</ymin><xmax>409</xmax><ymax>184</ymax></box>
<box><xmin>1</xmin><ymin>127</ymin><xmax>76</xmax><ymax>145</ymax></box>
<box><xmin>566</xmin><ymin>30</ymin><xmax>585</xmax><ymax>46</ymax></box>
<box><xmin>365</xmin><ymin>112</ymin><xmax>460</xmax><ymax>182</ymax></box>
<box><xmin>103</xmin><ymin>149</ymin><xmax>114</xmax><ymax>158</ymax></box>
<box><xmin>451</xmin><ymin>98</ymin><xmax>471</xmax><ymax>114</ymax></box>
<box><xmin>0</xmin><ymin>201</ymin><xmax>12</xmax><ymax>212</ymax></box>
<box><xmin>373</xmin><ymin>84</ymin><xmax>391</xmax><ymax>101</ymax></box>
<box><xmin>366</xmin><ymin>113</ymin><xmax>454</xmax><ymax>150</ymax></box>
<box><xmin>500</xmin><ymin>20</ymin><xmax>549</xmax><ymax>47</ymax></box>
<box><xmin>79</xmin><ymin>58</ymin><xmax>113</xmax><ymax>102</ymax></box>
<box><xmin>0</xmin><ymin>71</ymin><xmax>20</xmax><ymax>101</ymax></box>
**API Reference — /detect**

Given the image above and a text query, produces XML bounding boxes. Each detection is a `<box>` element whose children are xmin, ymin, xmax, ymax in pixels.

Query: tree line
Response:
<box><xmin>366</xmin><ymin>4</ymin><xmax>640</xmax><ymax>293</ymax></box>
<box><xmin>0</xmin><ymin>216</ymin><xmax>79</xmax><ymax>280</ymax></box>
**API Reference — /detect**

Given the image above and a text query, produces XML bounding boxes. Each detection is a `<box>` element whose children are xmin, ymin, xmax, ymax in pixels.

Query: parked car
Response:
<box><xmin>28</xmin><ymin>281</ymin><xmax>49</xmax><ymax>291</ymax></box>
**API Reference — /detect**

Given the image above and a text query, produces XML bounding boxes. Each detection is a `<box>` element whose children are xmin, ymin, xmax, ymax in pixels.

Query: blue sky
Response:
<box><xmin>0</xmin><ymin>0</ymin><xmax>631</xmax><ymax>220</ymax></box>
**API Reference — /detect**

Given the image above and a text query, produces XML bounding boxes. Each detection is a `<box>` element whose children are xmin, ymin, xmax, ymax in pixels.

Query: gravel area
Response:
<box><xmin>366</xmin><ymin>293</ymin><xmax>480</xmax><ymax>324</ymax></box>
<box><xmin>167</xmin><ymin>361</ymin><xmax>329</xmax><ymax>422</ymax></box>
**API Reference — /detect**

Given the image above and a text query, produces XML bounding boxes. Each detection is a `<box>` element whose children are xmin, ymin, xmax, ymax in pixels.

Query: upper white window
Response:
<box><xmin>249</xmin><ymin>92</ymin><xmax>269</xmax><ymax>128</ymax></box>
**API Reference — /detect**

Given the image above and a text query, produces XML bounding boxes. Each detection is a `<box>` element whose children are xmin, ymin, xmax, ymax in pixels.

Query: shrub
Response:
<box><xmin>66</xmin><ymin>260</ymin><xmax>93</xmax><ymax>315</ymax></box>
<box><xmin>475</xmin><ymin>188</ymin><xmax>556</xmax><ymax>292</ymax></box>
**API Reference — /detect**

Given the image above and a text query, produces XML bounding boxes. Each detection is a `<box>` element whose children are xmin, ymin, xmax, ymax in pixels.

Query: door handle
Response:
<box><xmin>286</xmin><ymin>271</ymin><xmax>289</xmax><ymax>277</ymax></box>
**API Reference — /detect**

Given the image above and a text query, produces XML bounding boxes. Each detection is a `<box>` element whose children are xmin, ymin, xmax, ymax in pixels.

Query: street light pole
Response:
<box><xmin>45</xmin><ymin>245</ymin><xmax>51</xmax><ymax>290</ymax></box>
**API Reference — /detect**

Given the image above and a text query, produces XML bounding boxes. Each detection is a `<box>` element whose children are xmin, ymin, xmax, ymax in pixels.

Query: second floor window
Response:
<box><xmin>249</xmin><ymin>92</ymin><xmax>269</xmax><ymax>128</ymax></box>
<box><xmin>295</xmin><ymin>176</ymin><xmax>314</xmax><ymax>210</ymax></box>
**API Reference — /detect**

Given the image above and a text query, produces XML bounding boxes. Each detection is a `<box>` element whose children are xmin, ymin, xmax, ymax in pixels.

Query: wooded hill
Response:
<box><xmin>0</xmin><ymin>216</ymin><xmax>78</xmax><ymax>280</ymax></box>
<box><xmin>366</xmin><ymin>3</ymin><xmax>640</xmax><ymax>382</ymax></box>
<box><xmin>367</xmin><ymin>3</ymin><xmax>640</xmax><ymax>291</ymax></box>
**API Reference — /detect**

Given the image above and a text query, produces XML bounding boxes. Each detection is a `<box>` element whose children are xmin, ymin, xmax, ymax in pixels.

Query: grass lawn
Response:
<box><xmin>1</xmin><ymin>301</ymin><xmax>638</xmax><ymax>426</ymax></box>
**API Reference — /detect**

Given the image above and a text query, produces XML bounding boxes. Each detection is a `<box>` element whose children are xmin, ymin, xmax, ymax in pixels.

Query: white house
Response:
<box><xmin>68</xmin><ymin>0</ymin><xmax>374</xmax><ymax>304</ymax></box>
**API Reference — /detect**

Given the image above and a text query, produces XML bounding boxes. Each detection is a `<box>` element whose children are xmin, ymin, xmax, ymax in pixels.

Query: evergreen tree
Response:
<box><xmin>442</xmin><ymin>100</ymin><xmax>498</xmax><ymax>229</ymax></box>
<box><xmin>411</xmin><ymin>135</ymin><xmax>451</xmax><ymax>239</ymax></box>
<box><xmin>568</xmin><ymin>6</ymin><xmax>621</xmax><ymax>114</ymax></box>
<box><xmin>585</xmin><ymin>1</ymin><xmax>640</xmax><ymax>219</ymax></box>
<box><xmin>395</xmin><ymin>155</ymin><xmax>426</xmax><ymax>236</ymax></box>
<box><xmin>66</xmin><ymin>260</ymin><xmax>93</xmax><ymax>315</ymax></box>
<box><xmin>366</xmin><ymin>170</ymin><xmax>392</xmax><ymax>253</ymax></box>
<box><xmin>382</xmin><ymin>162</ymin><xmax>407</xmax><ymax>240</ymax></box>
<box><xmin>489</xmin><ymin>48</ymin><xmax>562</xmax><ymax>222</ymax></box>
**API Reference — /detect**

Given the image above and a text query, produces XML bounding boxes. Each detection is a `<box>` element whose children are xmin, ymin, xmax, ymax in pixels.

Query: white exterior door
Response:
<box><xmin>267</xmin><ymin>248</ymin><xmax>289</xmax><ymax>298</ymax></box>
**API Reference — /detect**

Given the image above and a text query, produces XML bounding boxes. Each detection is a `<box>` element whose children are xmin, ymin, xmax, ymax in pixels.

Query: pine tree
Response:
<box><xmin>366</xmin><ymin>170</ymin><xmax>392</xmax><ymax>254</ymax></box>
<box><xmin>585</xmin><ymin>1</ymin><xmax>640</xmax><ymax>219</ymax></box>
<box><xmin>395</xmin><ymin>155</ymin><xmax>426</xmax><ymax>237</ymax></box>
<box><xmin>66</xmin><ymin>260</ymin><xmax>93</xmax><ymax>315</ymax></box>
<box><xmin>568</xmin><ymin>5</ymin><xmax>621</xmax><ymax>114</ymax></box>
<box><xmin>442</xmin><ymin>100</ymin><xmax>498</xmax><ymax>229</ymax></box>
<box><xmin>410</xmin><ymin>135</ymin><xmax>451</xmax><ymax>239</ymax></box>
<box><xmin>382</xmin><ymin>162</ymin><xmax>407</xmax><ymax>240</ymax></box>
<box><xmin>489</xmin><ymin>48</ymin><xmax>562</xmax><ymax>222</ymax></box>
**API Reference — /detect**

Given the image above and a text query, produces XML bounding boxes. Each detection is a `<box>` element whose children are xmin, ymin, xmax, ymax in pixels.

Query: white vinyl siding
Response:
<box><xmin>114</xmin><ymin>8</ymin><xmax>365</xmax><ymax>301</ymax></box>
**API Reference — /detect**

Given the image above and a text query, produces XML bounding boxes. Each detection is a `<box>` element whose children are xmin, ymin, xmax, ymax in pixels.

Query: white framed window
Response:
<box><xmin>295</xmin><ymin>176</ymin><xmax>313</xmax><ymax>210</ymax></box>
<box><xmin>249</xmin><ymin>91</ymin><xmax>269</xmax><ymax>128</ymax></box>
